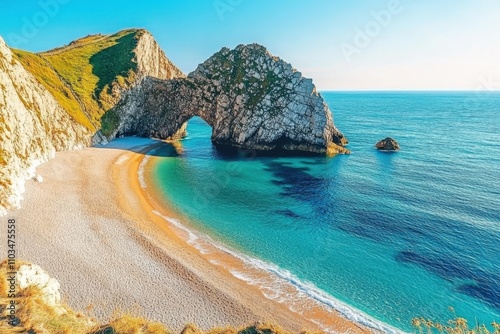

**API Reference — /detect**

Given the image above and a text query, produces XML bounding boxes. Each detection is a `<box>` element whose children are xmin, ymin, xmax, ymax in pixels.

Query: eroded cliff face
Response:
<box><xmin>105</xmin><ymin>77</ymin><xmax>195</xmax><ymax>141</ymax></box>
<box><xmin>98</xmin><ymin>44</ymin><xmax>349</xmax><ymax>155</ymax></box>
<box><xmin>1</xmin><ymin>30</ymin><xmax>349</xmax><ymax>215</ymax></box>
<box><xmin>0</xmin><ymin>36</ymin><xmax>90</xmax><ymax>215</ymax></box>
<box><xmin>134</xmin><ymin>29</ymin><xmax>185</xmax><ymax>80</ymax></box>
<box><xmin>92</xmin><ymin>29</ymin><xmax>185</xmax><ymax>123</ymax></box>
<box><xmin>191</xmin><ymin>44</ymin><xmax>348</xmax><ymax>154</ymax></box>
<box><xmin>0</xmin><ymin>30</ymin><xmax>184</xmax><ymax>214</ymax></box>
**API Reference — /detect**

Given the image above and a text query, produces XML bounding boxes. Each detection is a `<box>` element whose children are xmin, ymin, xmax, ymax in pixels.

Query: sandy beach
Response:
<box><xmin>2</xmin><ymin>138</ymin><xmax>372</xmax><ymax>333</ymax></box>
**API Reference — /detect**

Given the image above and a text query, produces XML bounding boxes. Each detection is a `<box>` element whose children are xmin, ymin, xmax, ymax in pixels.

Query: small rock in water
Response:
<box><xmin>375</xmin><ymin>137</ymin><xmax>400</xmax><ymax>151</ymax></box>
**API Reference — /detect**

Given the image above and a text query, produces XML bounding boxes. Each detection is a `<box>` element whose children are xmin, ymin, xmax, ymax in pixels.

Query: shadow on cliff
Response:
<box><xmin>90</xmin><ymin>32</ymin><xmax>137</xmax><ymax>99</ymax></box>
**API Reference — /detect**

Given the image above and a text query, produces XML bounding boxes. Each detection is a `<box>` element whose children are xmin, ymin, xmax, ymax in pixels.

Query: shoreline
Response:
<box><xmin>115</xmin><ymin>142</ymin><xmax>325</xmax><ymax>331</ymax></box>
<box><xmin>133</xmin><ymin>141</ymin><xmax>401</xmax><ymax>334</ymax></box>
<box><xmin>2</xmin><ymin>137</ymin><xmax>388</xmax><ymax>333</ymax></box>
<box><xmin>121</xmin><ymin>141</ymin><xmax>369</xmax><ymax>333</ymax></box>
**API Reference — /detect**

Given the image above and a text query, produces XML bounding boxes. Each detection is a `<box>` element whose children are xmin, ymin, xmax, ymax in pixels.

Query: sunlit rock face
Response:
<box><xmin>0</xmin><ymin>29</ymin><xmax>184</xmax><ymax>214</ymax></box>
<box><xmin>375</xmin><ymin>137</ymin><xmax>400</xmax><ymax>151</ymax></box>
<box><xmin>100</xmin><ymin>44</ymin><xmax>349</xmax><ymax>155</ymax></box>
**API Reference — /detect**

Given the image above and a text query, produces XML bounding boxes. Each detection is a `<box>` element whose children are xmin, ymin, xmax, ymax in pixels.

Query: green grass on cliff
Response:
<box><xmin>207</xmin><ymin>46</ymin><xmax>284</xmax><ymax>112</ymax></box>
<box><xmin>12</xmin><ymin>29</ymin><xmax>142</xmax><ymax>131</ymax></box>
<box><xmin>11</xmin><ymin>49</ymin><xmax>94</xmax><ymax>130</ymax></box>
<box><xmin>100</xmin><ymin>107</ymin><xmax>121</xmax><ymax>137</ymax></box>
<box><xmin>41</xmin><ymin>29</ymin><xmax>139</xmax><ymax>126</ymax></box>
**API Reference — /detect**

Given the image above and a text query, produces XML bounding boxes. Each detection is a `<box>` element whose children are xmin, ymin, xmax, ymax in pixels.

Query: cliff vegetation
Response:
<box><xmin>0</xmin><ymin>28</ymin><xmax>184</xmax><ymax>214</ymax></box>
<box><xmin>12</xmin><ymin>29</ymin><xmax>146</xmax><ymax>130</ymax></box>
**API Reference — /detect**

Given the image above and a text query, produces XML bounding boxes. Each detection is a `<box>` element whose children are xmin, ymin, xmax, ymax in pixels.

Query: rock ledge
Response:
<box><xmin>375</xmin><ymin>137</ymin><xmax>400</xmax><ymax>151</ymax></box>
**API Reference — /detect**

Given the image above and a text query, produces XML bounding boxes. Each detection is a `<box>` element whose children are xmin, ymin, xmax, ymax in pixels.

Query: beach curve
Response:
<box><xmin>2</xmin><ymin>137</ymin><xmax>379</xmax><ymax>333</ymax></box>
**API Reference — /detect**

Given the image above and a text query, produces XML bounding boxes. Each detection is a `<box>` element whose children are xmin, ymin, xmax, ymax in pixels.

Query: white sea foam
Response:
<box><xmin>152</xmin><ymin>210</ymin><xmax>199</xmax><ymax>245</ymax></box>
<box><xmin>150</xmin><ymin>209</ymin><xmax>407</xmax><ymax>334</ymax></box>
<box><xmin>138</xmin><ymin>147</ymin><xmax>160</xmax><ymax>189</ymax></box>
<box><xmin>209</xmin><ymin>259</ymin><xmax>221</xmax><ymax>265</ymax></box>
<box><xmin>114</xmin><ymin>155</ymin><xmax>129</xmax><ymax>166</ymax></box>
<box><xmin>215</xmin><ymin>243</ymin><xmax>406</xmax><ymax>334</ymax></box>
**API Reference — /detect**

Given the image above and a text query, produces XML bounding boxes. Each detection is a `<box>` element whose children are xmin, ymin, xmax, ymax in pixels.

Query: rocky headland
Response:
<box><xmin>0</xmin><ymin>28</ymin><xmax>349</xmax><ymax>214</ymax></box>
<box><xmin>0</xmin><ymin>36</ymin><xmax>89</xmax><ymax>215</ymax></box>
<box><xmin>0</xmin><ymin>29</ymin><xmax>185</xmax><ymax>214</ymax></box>
<box><xmin>98</xmin><ymin>44</ymin><xmax>349</xmax><ymax>156</ymax></box>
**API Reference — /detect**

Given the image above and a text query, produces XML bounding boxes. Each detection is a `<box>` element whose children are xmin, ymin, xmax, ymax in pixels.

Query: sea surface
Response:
<box><xmin>149</xmin><ymin>92</ymin><xmax>500</xmax><ymax>332</ymax></box>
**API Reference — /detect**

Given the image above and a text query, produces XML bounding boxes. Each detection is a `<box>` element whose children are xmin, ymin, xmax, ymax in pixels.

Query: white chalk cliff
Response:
<box><xmin>0</xmin><ymin>30</ymin><xmax>349</xmax><ymax>215</ymax></box>
<box><xmin>0</xmin><ymin>36</ymin><xmax>89</xmax><ymax>215</ymax></box>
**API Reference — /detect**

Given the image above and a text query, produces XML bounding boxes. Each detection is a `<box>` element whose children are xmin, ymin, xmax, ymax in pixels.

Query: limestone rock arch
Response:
<box><xmin>96</xmin><ymin>44</ymin><xmax>349</xmax><ymax>155</ymax></box>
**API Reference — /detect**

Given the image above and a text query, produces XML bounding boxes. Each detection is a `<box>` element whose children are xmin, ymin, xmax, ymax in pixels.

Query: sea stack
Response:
<box><xmin>375</xmin><ymin>137</ymin><xmax>400</xmax><ymax>151</ymax></box>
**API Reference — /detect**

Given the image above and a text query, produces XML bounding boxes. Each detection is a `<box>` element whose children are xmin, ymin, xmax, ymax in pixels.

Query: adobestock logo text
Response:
<box><xmin>7</xmin><ymin>0</ymin><xmax>71</xmax><ymax>48</ymax></box>
<box><xmin>339</xmin><ymin>0</ymin><xmax>404</xmax><ymax>62</ymax></box>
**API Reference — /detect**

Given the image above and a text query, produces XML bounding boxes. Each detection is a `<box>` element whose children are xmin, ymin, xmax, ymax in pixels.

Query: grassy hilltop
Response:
<box><xmin>12</xmin><ymin>29</ymin><xmax>143</xmax><ymax>132</ymax></box>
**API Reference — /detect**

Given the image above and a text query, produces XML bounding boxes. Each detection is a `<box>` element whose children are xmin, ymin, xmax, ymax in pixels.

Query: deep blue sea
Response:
<box><xmin>150</xmin><ymin>92</ymin><xmax>500</xmax><ymax>332</ymax></box>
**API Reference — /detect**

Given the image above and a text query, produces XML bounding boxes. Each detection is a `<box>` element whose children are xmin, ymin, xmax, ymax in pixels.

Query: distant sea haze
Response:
<box><xmin>150</xmin><ymin>92</ymin><xmax>500</xmax><ymax>331</ymax></box>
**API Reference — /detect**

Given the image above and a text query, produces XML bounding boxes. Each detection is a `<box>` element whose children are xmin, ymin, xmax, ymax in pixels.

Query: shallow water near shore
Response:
<box><xmin>150</xmin><ymin>92</ymin><xmax>500</xmax><ymax>331</ymax></box>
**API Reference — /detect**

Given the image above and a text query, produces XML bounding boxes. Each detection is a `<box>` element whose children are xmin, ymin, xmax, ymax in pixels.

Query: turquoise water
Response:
<box><xmin>151</xmin><ymin>92</ymin><xmax>500</xmax><ymax>332</ymax></box>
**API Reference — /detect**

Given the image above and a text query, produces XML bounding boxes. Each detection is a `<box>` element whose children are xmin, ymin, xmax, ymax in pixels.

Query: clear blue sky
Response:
<box><xmin>1</xmin><ymin>0</ymin><xmax>499</xmax><ymax>90</ymax></box>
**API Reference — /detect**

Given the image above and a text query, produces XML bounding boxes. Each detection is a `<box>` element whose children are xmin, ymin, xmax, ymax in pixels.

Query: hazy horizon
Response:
<box><xmin>1</xmin><ymin>0</ymin><xmax>499</xmax><ymax>91</ymax></box>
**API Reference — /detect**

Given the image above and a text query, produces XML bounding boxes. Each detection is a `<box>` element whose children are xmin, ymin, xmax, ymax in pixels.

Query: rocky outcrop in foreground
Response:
<box><xmin>98</xmin><ymin>44</ymin><xmax>349</xmax><ymax>155</ymax></box>
<box><xmin>375</xmin><ymin>137</ymin><xmax>400</xmax><ymax>151</ymax></box>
